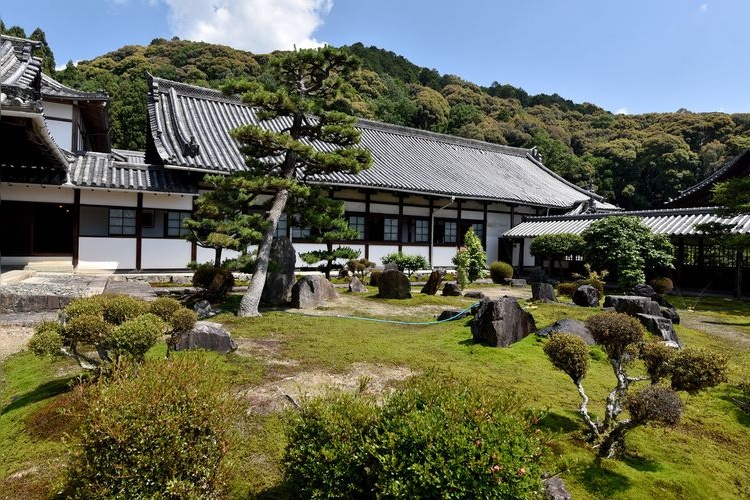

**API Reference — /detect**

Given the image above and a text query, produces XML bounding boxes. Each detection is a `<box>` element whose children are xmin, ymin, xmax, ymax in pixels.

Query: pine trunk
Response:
<box><xmin>237</xmin><ymin>189</ymin><xmax>290</xmax><ymax>317</ymax></box>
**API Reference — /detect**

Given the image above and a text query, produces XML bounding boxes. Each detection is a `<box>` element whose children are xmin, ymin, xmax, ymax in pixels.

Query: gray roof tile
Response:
<box><xmin>147</xmin><ymin>76</ymin><xmax>602</xmax><ymax>208</ymax></box>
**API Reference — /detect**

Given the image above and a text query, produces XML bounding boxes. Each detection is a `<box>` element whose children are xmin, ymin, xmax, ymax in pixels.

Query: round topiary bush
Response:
<box><xmin>543</xmin><ymin>333</ymin><xmax>590</xmax><ymax>383</ymax></box>
<box><xmin>105</xmin><ymin>313</ymin><xmax>165</xmax><ymax>362</ymax></box>
<box><xmin>556</xmin><ymin>282</ymin><xmax>577</xmax><ymax>297</ymax></box>
<box><xmin>489</xmin><ymin>261</ymin><xmax>514</xmax><ymax>283</ymax></box>
<box><xmin>102</xmin><ymin>294</ymin><xmax>150</xmax><ymax>325</ymax></box>
<box><xmin>369</xmin><ymin>269</ymin><xmax>382</xmax><ymax>286</ymax></box>
<box><xmin>640</xmin><ymin>341</ymin><xmax>676</xmax><ymax>383</ymax></box>
<box><xmin>584</xmin><ymin>312</ymin><xmax>645</xmax><ymax>359</ymax></box>
<box><xmin>66</xmin><ymin>355</ymin><xmax>237</xmax><ymax>498</ymax></box>
<box><xmin>28</xmin><ymin>321</ymin><xmax>64</xmax><ymax>356</ymax></box>
<box><xmin>626</xmin><ymin>385</ymin><xmax>683</xmax><ymax>425</ymax></box>
<box><xmin>170</xmin><ymin>308</ymin><xmax>198</xmax><ymax>334</ymax></box>
<box><xmin>149</xmin><ymin>297</ymin><xmax>183</xmax><ymax>323</ymax></box>
<box><xmin>650</xmin><ymin>276</ymin><xmax>674</xmax><ymax>295</ymax></box>
<box><xmin>670</xmin><ymin>348</ymin><xmax>729</xmax><ymax>394</ymax></box>
<box><xmin>64</xmin><ymin>296</ymin><xmax>106</xmax><ymax>321</ymax></box>
<box><xmin>64</xmin><ymin>315</ymin><xmax>113</xmax><ymax>345</ymax></box>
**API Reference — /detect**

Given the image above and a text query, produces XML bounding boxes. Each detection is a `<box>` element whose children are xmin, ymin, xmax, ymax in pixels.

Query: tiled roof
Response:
<box><xmin>666</xmin><ymin>150</ymin><xmax>750</xmax><ymax>207</ymax></box>
<box><xmin>147</xmin><ymin>76</ymin><xmax>603</xmax><ymax>208</ymax></box>
<box><xmin>112</xmin><ymin>149</ymin><xmax>147</xmax><ymax>164</ymax></box>
<box><xmin>503</xmin><ymin>207</ymin><xmax>750</xmax><ymax>238</ymax></box>
<box><xmin>41</xmin><ymin>74</ymin><xmax>108</xmax><ymax>101</ymax></box>
<box><xmin>0</xmin><ymin>36</ymin><xmax>42</xmax><ymax>107</ymax></box>
<box><xmin>69</xmin><ymin>152</ymin><xmax>197</xmax><ymax>194</ymax></box>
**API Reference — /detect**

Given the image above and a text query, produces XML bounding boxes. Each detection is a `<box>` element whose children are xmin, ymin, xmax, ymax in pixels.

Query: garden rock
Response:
<box><xmin>636</xmin><ymin>313</ymin><xmax>682</xmax><ymax>346</ymax></box>
<box><xmin>437</xmin><ymin>309</ymin><xmax>468</xmax><ymax>322</ymax></box>
<box><xmin>471</xmin><ymin>297</ymin><xmax>537</xmax><ymax>347</ymax></box>
<box><xmin>660</xmin><ymin>306</ymin><xmax>681</xmax><ymax>325</ymax></box>
<box><xmin>377</xmin><ymin>270</ymin><xmax>412</xmax><ymax>299</ymax></box>
<box><xmin>292</xmin><ymin>276</ymin><xmax>338</xmax><ymax>309</ymax></box>
<box><xmin>531</xmin><ymin>282</ymin><xmax>557</xmax><ymax>302</ymax></box>
<box><xmin>420</xmin><ymin>269</ymin><xmax>445</xmax><ymax>295</ymax></box>
<box><xmin>441</xmin><ymin>283</ymin><xmax>462</xmax><ymax>297</ymax></box>
<box><xmin>463</xmin><ymin>290</ymin><xmax>487</xmax><ymax>300</ymax></box>
<box><xmin>383</xmin><ymin>263</ymin><xmax>399</xmax><ymax>271</ymax></box>
<box><xmin>261</xmin><ymin>236</ymin><xmax>296</xmax><ymax>306</ymax></box>
<box><xmin>544</xmin><ymin>476</ymin><xmax>572</xmax><ymax>500</ymax></box>
<box><xmin>348</xmin><ymin>276</ymin><xmax>367</xmax><ymax>293</ymax></box>
<box><xmin>572</xmin><ymin>285</ymin><xmax>599</xmax><ymax>307</ymax></box>
<box><xmin>193</xmin><ymin>299</ymin><xmax>220</xmax><ymax>319</ymax></box>
<box><xmin>536</xmin><ymin>318</ymin><xmax>596</xmax><ymax>345</ymax></box>
<box><xmin>505</xmin><ymin>278</ymin><xmax>527</xmax><ymax>287</ymax></box>
<box><xmin>175</xmin><ymin>321</ymin><xmax>237</xmax><ymax>354</ymax></box>
<box><xmin>631</xmin><ymin>284</ymin><xmax>657</xmax><ymax>299</ymax></box>
<box><xmin>603</xmin><ymin>295</ymin><xmax>661</xmax><ymax>316</ymax></box>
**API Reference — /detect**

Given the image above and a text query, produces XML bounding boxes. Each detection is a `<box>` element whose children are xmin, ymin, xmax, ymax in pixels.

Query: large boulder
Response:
<box><xmin>531</xmin><ymin>282</ymin><xmax>557</xmax><ymax>302</ymax></box>
<box><xmin>463</xmin><ymin>290</ymin><xmax>487</xmax><ymax>300</ymax></box>
<box><xmin>261</xmin><ymin>236</ymin><xmax>296</xmax><ymax>306</ymax></box>
<box><xmin>636</xmin><ymin>313</ymin><xmax>682</xmax><ymax>346</ymax></box>
<box><xmin>631</xmin><ymin>284</ymin><xmax>657</xmax><ymax>299</ymax></box>
<box><xmin>660</xmin><ymin>306</ymin><xmax>681</xmax><ymax>325</ymax></box>
<box><xmin>175</xmin><ymin>321</ymin><xmax>237</xmax><ymax>354</ymax></box>
<box><xmin>572</xmin><ymin>285</ymin><xmax>599</xmax><ymax>307</ymax></box>
<box><xmin>420</xmin><ymin>269</ymin><xmax>445</xmax><ymax>295</ymax></box>
<box><xmin>471</xmin><ymin>297</ymin><xmax>537</xmax><ymax>347</ymax></box>
<box><xmin>377</xmin><ymin>270</ymin><xmax>412</xmax><ymax>299</ymax></box>
<box><xmin>603</xmin><ymin>295</ymin><xmax>661</xmax><ymax>316</ymax></box>
<box><xmin>291</xmin><ymin>275</ymin><xmax>338</xmax><ymax>309</ymax></box>
<box><xmin>536</xmin><ymin>318</ymin><xmax>596</xmax><ymax>345</ymax></box>
<box><xmin>348</xmin><ymin>276</ymin><xmax>368</xmax><ymax>293</ymax></box>
<box><xmin>442</xmin><ymin>283</ymin><xmax>462</xmax><ymax>297</ymax></box>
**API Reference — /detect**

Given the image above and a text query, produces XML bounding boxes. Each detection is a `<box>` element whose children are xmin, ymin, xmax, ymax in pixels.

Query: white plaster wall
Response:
<box><xmin>78</xmin><ymin>238</ymin><xmax>137</xmax><ymax>270</ymax></box>
<box><xmin>195</xmin><ymin>246</ymin><xmax>241</xmax><ymax>265</ymax></box>
<box><xmin>523</xmin><ymin>238</ymin><xmax>535</xmax><ymax>267</ymax></box>
<box><xmin>403</xmin><ymin>206</ymin><xmax>429</xmax><ymax>217</ymax></box>
<box><xmin>141</xmin><ymin>239</ymin><xmax>193</xmax><ymax>269</ymax></box>
<box><xmin>343</xmin><ymin>201</ymin><xmax>366</xmax><ymax>212</ymax></box>
<box><xmin>292</xmin><ymin>243</ymin><xmax>367</xmax><ymax>268</ymax></box>
<box><xmin>432</xmin><ymin>247</ymin><xmax>457</xmax><ymax>267</ymax></box>
<box><xmin>47</xmin><ymin>120</ymin><xmax>72</xmax><ymax>150</ymax></box>
<box><xmin>368</xmin><ymin>245</ymin><xmax>401</xmax><ymax>266</ymax></box>
<box><xmin>436</xmin><ymin>209</ymin><xmax>458</xmax><ymax>219</ymax></box>
<box><xmin>0</xmin><ymin>184</ymin><xmax>73</xmax><ymax>202</ymax></box>
<box><xmin>43</xmin><ymin>101</ymin><xmax>73</xmax><ymax>119</ymax></box>
<box><xmin>370</xmin><ymin>203</ymin><xmax>398</xmax><ymax>215</ymax></box>
<box><xmin>143</xmin><ymin>193</ymin><xmax>194</xmax><ymax>210</ymax></box>
<box><xmin>80</xmin><ymin>190</ymin><xmax>137</xmax><ymax>207</ymax></box>
<box><xmin>460</xmin><ymin>210</ymin><xmax>483</xmax><ymax>221</ymax></box>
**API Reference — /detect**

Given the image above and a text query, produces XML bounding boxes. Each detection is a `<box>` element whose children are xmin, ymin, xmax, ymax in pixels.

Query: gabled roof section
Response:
<box><xmin>667</xmin><ymin>150</ymin><xmax>750</xmax><ymax>208</ymax></box>
<box><xmin>503</xmin><ymin>207</ymin><xmax>750</xmax><ymax>238</ymax></box>
<box><xmin>41</xmin><ymin>73</ymin><xmax>108</xmax><ymax>101</ymax></box>
<box><xmin>69</xmin><ymin>152</ymin><xmax>197</xmax><ymax>194</ymax></box>
<box><xmin>0</xmin><ymin>35</ymin><xmax>43</xmax><ymax>109</ymax></box>
<box><xmin>147</xmin><ymin>75</ymin><xmax>603</xmax><ymax>208</ymax></box>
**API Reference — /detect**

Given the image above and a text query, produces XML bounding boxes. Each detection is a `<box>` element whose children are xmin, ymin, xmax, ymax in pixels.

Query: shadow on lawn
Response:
<box><xmin>1</xmin><ymin>376</ymin><xmax>77</xmax><ymax>415</ymax></box>
<box><xmin>576</xmin><ymin>461</ymin><xmax>632</xmax><ymax>497</ymax></box>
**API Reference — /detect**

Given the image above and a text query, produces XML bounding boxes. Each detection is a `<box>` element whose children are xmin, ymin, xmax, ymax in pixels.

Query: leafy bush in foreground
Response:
<box><xmin>66</xmin><ymin>355</ymin><xmax>237</xmax><ymax>499</ymax></box>
<box><xmin>284</xmin><ymin>374</ymin><xmax>547</xmax><ymax>498</ymax></box>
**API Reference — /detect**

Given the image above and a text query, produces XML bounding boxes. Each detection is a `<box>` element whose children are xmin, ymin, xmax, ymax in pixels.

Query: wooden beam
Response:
<box><xmin>72</xmin><ymin>189</ymin><xmax>80</xmax><ymax>269</ymax></box>
<box><xmin>135</xmin><ymin>193</ymin><xmax>143</xmax><ymax>271</ymax></box>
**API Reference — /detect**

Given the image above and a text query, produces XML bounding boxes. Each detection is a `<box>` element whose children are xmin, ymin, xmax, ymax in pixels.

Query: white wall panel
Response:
<box><xmin>81</xmin><ymin>190</ymin><xmax>137</xmax><ymax>207</ymax></box>
<box><xmin>78</xmin><ymin>238</ymin><xmax>137</xmax><ymax>270</ymax></box>
<box><xmin>370</xmin><ymin>203</ymin><xmax>399</xmax><ymax>215</ymax></box>
<box><xmin>43</xmin><ymin>101</ymin><xmax>74</xmax><ymax>119</ymax></box>
<box><xmin>143</xmin><ymin>193</ymin><xmax>194</xmax><ymax>210</ymax></box>
<box><xmin>141</xmin><ymin>239</ymin><xmax>193</xmax><ymax>269</ymax></box>
<box><xmin>403</xmin><ymin>206</ymin><xmax>429</xmax><ymax>217</ymax></box>
<box><xmin>432</xmin><ymin>247</ymin><xmax>457</xmax><ymax>267</ymax></box>
<box><xmin>0</xmin><ymin>185</ymin><xmax>73</xmax><ymax>202</ymax></box>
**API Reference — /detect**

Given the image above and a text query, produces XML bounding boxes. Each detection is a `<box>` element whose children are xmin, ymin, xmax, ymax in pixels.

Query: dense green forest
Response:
<box><xmin>5</xmin><ymin>23</ymin><xmax>750</xmax><ymax>210</ymax></box>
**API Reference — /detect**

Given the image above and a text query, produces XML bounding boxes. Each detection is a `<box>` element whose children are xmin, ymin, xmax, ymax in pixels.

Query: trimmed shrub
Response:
<box><xmin>650</xmin><ymin>276</ymin><xmax>674</xmax><ymax>295</ymax></box>
<box><xmin>556</xmin><ymin>282</ymin><xmax>577</xmax><ymax>297</ymax></box>
<box><xmin>192</xmin><ymin>264</ymin><xmax>235</xmax><ymax>303</ymax></box>
<box><xmin>670</xmin><ymin>348</ymin><xmax>729</xmax><ymax>394</ymax></box>
<box><xmin>64</xmin><ymin>296</ymin><xmax>106</xmax><ymax>321</ymax></box>
<box><xmin>284</xmin><ymin>374</ymin><xmax>547</xmax><ymax>498</ymax></box>
<box><xmin>736</xmin><ymin>380</ymin><xmax>750</xmax><ymax>415</ymax></box>
<box><xmin>28</xmin><ymin>321</ymin><xmax>64</xmax><ymax>356</ymax></box>
<box><xmin>105</xmin><ymin>313</ymin><xmax>165</xmax><ymax>362</ymax></box>
<box><xmin>170</xmin><ymin>308</ymin><xmax>198</xmax><ymax>334</ymax></box>
<box><xmin>381</xmin><ymin>252</ymin><xmax>429</xmax><ymax>276</ymax></box>
<box><xmin>489</xmin><ymin>261</ymin><xmax>513</xmax><ymax>283</ymax></box>
<box><xmin>66</xmin><ymin>355</ymin><xmax>237</xmax><ymax>498</ymax></box>
<box><xmin>585</xmin><ymin>312</ymin><xmax>645</xmax><ymax>359</ymax></box>
<box><xmin>543</xmin><ymin>333</ymin><xmax>590</xmax><ymax>384</ymax></box>
<box><xmin>626</xmin><ymin>386</ymin><xmax>683</xmax><ymax>425</ymax></box>
<box><xmin>102</xmin><ymin>294</ymin><xmax>150</xmax><ymax>325</ymax></box>
<box><xmin>640</xmin><ymin>342</ymin><xmax>676</xmax><ymax>384</ymax></box>
<box><xmin>346</xmin><ymin>258</ymin><xmax>375</xmax><ymax>278</ymax></box>
<box><xmin>149</xmin><ymin>297</ymin><xmax>183</xmax><ymax>322</ymax></box>
<box><xmin>369</xmin><ymin>269</ymin><xmax>382</xmax><ymax>286</ymax></box>
<box><xmin>64</xmin><ymin>315</ymin><xmax>113</xmax><ymax>345</ymax></box>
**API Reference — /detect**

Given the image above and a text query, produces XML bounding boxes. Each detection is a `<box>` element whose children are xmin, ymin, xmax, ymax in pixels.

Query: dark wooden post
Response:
<box><xmin>72</xmin><ymin>189</ymin><xmax>80</xmax><ymax>269</ymax></box>
<box><xmin>135</xmin><ymin>193</ymin><xmax>143</xmax><ymax>271</ymax></box>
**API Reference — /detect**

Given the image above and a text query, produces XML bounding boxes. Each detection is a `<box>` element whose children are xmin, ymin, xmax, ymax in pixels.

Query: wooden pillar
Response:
<box><xmin>675</xmin><ymin>237</ymin><xmax>684</xmax><ymax>286</ymax></box>
<box><xmin>428</xmin><ymin>198</ymin><xmax>434</xmax><ymax>266</ymax></box>
<box><xmin>456</xmin><ymin>199</ymin><xmax>462</xmax><ymax>248</ymax></box>
<box><xmin>135</xmin><ymin>193</ymin><xmax>143</xmax><ymax>271</ymax></box>
<box><xmin>364</xmin><ymin>191</ymin><xmax>371</xmax><ymax>260</ymax></box>
<box><xmin>72</xmin><ymin>189</ymin><xmax>80</xmax><ymax>269</ymax></box>
<box><xmin>398</xmin><ymin>194</ymin><xmax>404</xmax><ymax>252</ymax></box>
<box><xmin>517</xmin><ymin>238</ymin><xmax>525</xmax><ymax>273</ymax></box>
<box><xmin>482</xmin><ymin>201</ymin><xmax>488</xmax><ymax>249</ymax></box>
<box><xmin>509</xmin><ymin>204</ymin><xmax>517</xmax><ymax>228</ymax></box>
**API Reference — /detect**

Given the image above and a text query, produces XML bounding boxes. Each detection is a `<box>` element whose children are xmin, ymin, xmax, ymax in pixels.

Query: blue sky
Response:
<box><xmin>2</xmin><ymin>0</ymin><xmax>749</xmax><ymax>114</ymax></box>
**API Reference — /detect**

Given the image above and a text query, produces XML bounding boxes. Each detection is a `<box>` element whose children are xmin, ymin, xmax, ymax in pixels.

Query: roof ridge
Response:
<box><xmin>41</xmin><ymin>73</ymin><xmax>108</xmax><ymax>99</ymax></box>
<box><xmin>150</xmin><ymin>75</ymin><xmax>241</xmax><ymax>105</ymax></box>
<box><xmin>523</xmin><ymin>206</ymin><xmax>718</xmax><ymax>222</ymax></box>
<box><xmin>670</xmin><ymin>149</ymin><xmax>750</xmax><ymax>202</ymax></box>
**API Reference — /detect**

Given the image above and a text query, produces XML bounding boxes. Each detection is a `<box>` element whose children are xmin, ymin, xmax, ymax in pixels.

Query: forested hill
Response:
<box><xmin>7</xmin><ymin>23</ymin><xmax>750</xmax><ymax>209</ymax></box>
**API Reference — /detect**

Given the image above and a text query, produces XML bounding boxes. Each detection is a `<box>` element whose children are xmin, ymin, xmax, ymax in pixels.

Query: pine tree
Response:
<box><xmin>226</xmin><ymin>47</ymin><xmax>372</xmax><ymax>317</ymax></box>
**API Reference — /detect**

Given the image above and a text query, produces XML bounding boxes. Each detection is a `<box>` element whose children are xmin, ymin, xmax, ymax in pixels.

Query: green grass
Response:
<box><xmin>2</xmin><ymin>294</ymin><xmax>749</xmax><ymax>498</ymax></box>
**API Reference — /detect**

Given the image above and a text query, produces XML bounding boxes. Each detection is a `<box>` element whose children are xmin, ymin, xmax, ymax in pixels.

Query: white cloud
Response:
<box><xmin>699</xmin><ymin>4</ymin><xmax>708</xmax><ymax>12</ymax></box>
<box><xmin>159</xmin><ymin>0</ymin><xmax>333</xmax><ymax>53</ymax></box>
<box><xmin>615</xmin><ymin>107</ymin><xmax>629</xmax><ymax>115</ymax></box>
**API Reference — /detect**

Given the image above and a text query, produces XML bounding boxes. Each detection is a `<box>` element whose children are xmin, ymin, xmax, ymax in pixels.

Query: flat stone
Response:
<box><xmin>437</xmin><ymin>309</ymin><xmax>468</xmax><ymax>322</ymax></box>
<box><xmin>536</xmin><ymin>318</ymin><xmax>596</xmax><ymax>345</ymax></box>
<box><xmin>175</xmin><ymin>321</ymin><xmax>237</xmax><ymax>354</ymax></box>
<box><xmin>603</xmin><ymin>295</ymin><xmax>661</xmax><ymax>316</ymax></box>
<box><xmin>441</xmin><ymin>283</ymin><xmax>462</xmax><ymax>296</ymax></box>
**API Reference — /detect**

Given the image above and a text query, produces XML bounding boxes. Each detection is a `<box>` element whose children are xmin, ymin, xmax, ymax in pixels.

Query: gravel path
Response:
<box><xmin>0</xmin><ymin>312</ymin><xmax>58</xmax><ymax>363</ymax></box>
